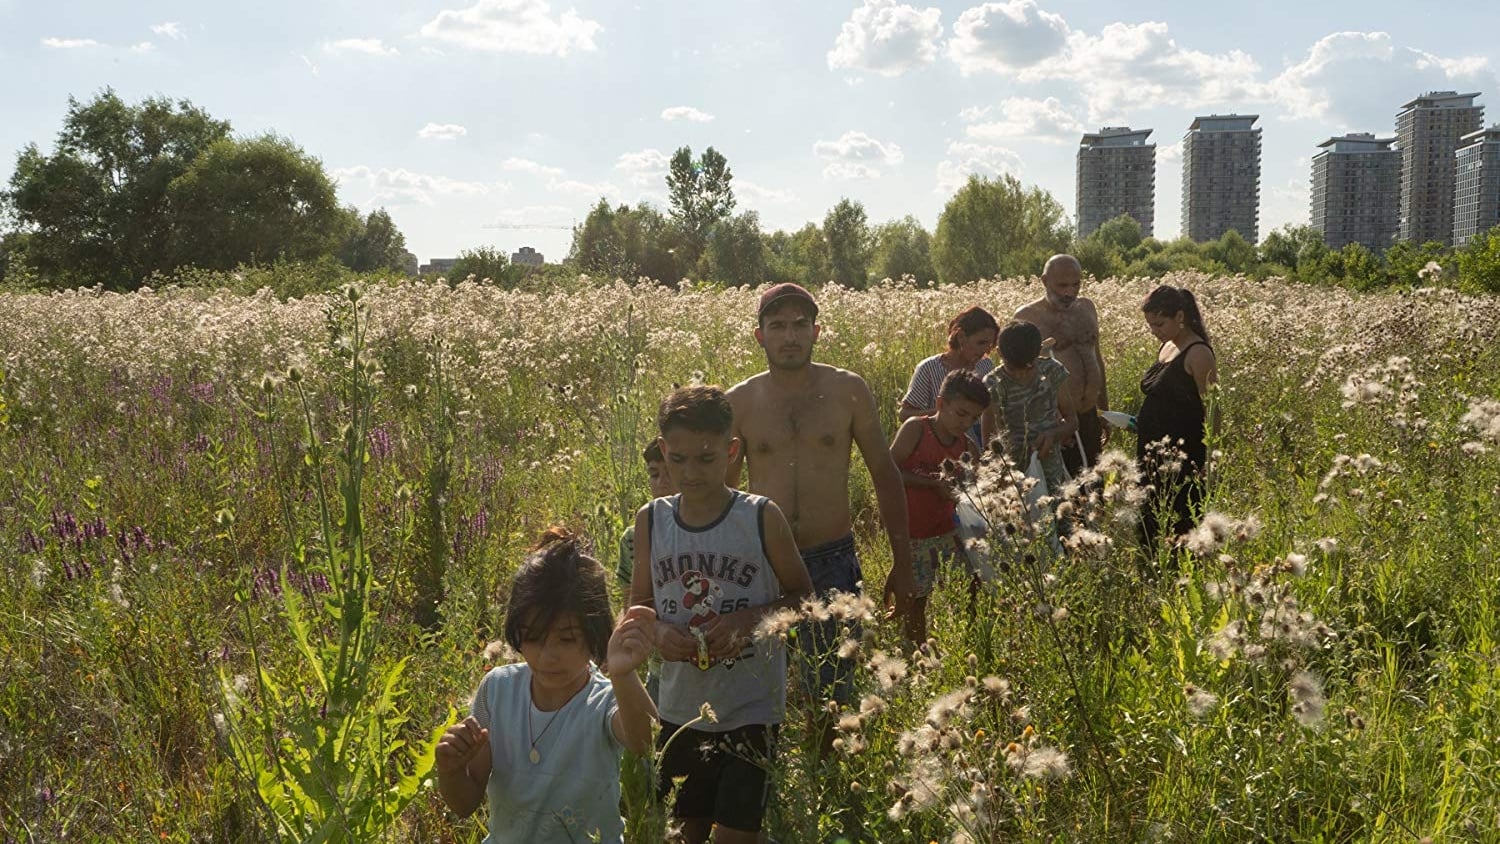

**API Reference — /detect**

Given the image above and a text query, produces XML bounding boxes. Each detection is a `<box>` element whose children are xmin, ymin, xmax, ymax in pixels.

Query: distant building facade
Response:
<box><xmin>1076</xmin><ymin>127</ymin><xmax>1156</xmax><ymax>239</ymax></box>
<box><xmin>419</xmin><ymin>258</ymin><xmax>456</xmax><ymax>277</ymax></box>
<box><xmin>1396</xmin><ymin>91</ymin><xmax>1484</xmax><ymax>245</ymax></box>
<box><xmin>1181</xmin><ymin>114</ymin><xmax>1262</xmax><ymax>243</ymax></box>
<box><xmin>1454</xmin><ymin>126</ymin><xmax>1500</xmax><ymax>246</ymax></box>
<box><xmin>511</xmin><ymin>246</ymin><xmax>545</xmax><ymax>267</ymax></box>
<box><xmin>1309</xmin><ymin>134</ymin><xmax>1400</xmax><ymax>252</ymax></box>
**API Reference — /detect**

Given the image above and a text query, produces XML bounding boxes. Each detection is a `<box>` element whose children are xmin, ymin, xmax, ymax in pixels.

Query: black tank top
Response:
<box><xmin>1136</xmin><ymin>341</ymin><xmax>1209</xmax><ymax>471</ymax></box>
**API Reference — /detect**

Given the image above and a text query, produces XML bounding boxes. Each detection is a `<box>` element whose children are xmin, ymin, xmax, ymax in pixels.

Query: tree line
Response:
<box><xmin>0</xmin><ymin>90</ymin><xmax>409</xmax><ymax>291</ymax></box>
<box><xmin>4</xmin><ymin>91</ymin><xmax>1498</xmax><ymax>294</ymax></box>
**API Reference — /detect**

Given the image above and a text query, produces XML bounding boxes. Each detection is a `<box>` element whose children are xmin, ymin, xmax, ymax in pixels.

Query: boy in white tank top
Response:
<box><xmin>628</xmin><ymin>385</ymin><xmax>813</xmax><ymax>844</ymax></box>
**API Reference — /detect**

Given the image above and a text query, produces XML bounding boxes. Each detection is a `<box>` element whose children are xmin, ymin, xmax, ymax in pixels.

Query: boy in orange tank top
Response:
<box><xmin>888</xmin><ymin>369</ymin><xmax>989</xmax><ymax>642</ymax></box>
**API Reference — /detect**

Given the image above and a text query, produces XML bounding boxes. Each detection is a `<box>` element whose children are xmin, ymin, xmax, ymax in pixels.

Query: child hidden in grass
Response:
<box><xmin>616</xmin><ymin>441</ymin><xmax>677</xmax><ymax>703</ymax></box>
<box><xmin>628</xmin><ymin>385</ymin><xmax>813</xmax><ymax>844</ymax></box>
<box><xmin>435</xmin><ymin>529</ymin><xmax>657</xmax><ymax>844</ymax></box>
<box><xmin>890</xmin><ymin>368</ymin><xmax>989</xmax><ymax>642</ymax></box>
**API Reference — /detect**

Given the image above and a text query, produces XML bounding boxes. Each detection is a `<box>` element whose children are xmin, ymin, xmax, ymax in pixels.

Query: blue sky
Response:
<box><xmin>3</xmin><ymin>0</ymin><xmax>1497</xmax><ymax>265</ymax></box>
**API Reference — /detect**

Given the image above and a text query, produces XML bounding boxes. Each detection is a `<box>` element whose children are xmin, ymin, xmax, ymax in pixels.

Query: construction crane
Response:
<box><xmin>481</xmin><ymin>222</ymin><xmax>574</xmax><ymax>230</ymax></box>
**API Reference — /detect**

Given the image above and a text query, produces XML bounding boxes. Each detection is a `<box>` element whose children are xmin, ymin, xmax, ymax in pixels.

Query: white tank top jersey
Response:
<box><xmin>648</xmin><ymin>491</ymin><xmax>787</xmax><ymax>731</ymax></box>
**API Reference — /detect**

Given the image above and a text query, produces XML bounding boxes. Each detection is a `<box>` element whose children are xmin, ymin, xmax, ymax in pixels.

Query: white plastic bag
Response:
<box><xmin>954</xmin><ymin>497</ymin><xmax>997</xmax><ymax>582</ymax></box>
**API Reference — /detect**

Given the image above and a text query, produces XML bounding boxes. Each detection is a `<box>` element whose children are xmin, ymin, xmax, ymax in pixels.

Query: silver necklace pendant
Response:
<box><xmin>529</xmin><ymin>747</ymin><xmax>541</xmax><ymax>764</ymax></box>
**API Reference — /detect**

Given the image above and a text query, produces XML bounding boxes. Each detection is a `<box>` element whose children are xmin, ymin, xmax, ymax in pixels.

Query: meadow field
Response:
<box><xmin>1</xmin><ymin>273</ymin><xmax>1498</xmax><ymax>843</ymax></box>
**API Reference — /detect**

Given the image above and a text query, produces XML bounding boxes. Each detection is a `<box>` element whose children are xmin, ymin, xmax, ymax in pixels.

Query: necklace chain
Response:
<box><xmin>526</xmin><ymin>674</ymin><xmax>587</xmax><ymax>764</ymax></box>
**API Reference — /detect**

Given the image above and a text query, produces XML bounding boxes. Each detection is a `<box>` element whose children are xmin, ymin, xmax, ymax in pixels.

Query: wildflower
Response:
<box><xmin>826</xmin><ymin>590</ymin><xmax>877</xmax><ymax>622</ymax></box>
<box><xmin>800</xmin><ymin>596</ymin><xmax>831</xmax><ymax>623</ymax></box>
<box><xmin>859</xmin><ymin>694</ymin><xmax>888</xmax><ymax>718</ymax></box>
<box><xmin>1289</xmin><ymin>670</ymin><xmax>1326</xmax><ymax>727</ymax></box>
<box><xmin>698</xmin><ymin>701</ymin><xmax>718</xmax><ymax>724</ymax></box>
<box><xmin>753</xmin><ymin>607</ymin><xmax>801</xmax><ymax>642</ymax></box>
<box><xmin>1205</xmin><ymin>620</ymin><xmax>1244</xmax><ymax>662</ymax></box>
<box><xmin>836</xmin><ymin>713</ymin><xmax>863</xmax><ymax>733</ymax></box>
<box><xmin>1183</xmin><ymin>512</ymin><xmax>1233</xmax><ymax>555</ymax></box>
<box><xmin>980</xmin><ymin>676</ymin><xmax>1011</xmax><ymax>699</ymax></box>
<box><xmin>1315</xmin><ymin>537</ymin><xmax>1339</xmax><ymax>555</ymax></box>
<box><xmin>868</xmin><ymin>650</ymin><xmax>909</xmax><ymax>692</ymax></box>
<box><xmin>926</xmin><ymin>688</ymin><xmax>972</xmax><ymax>729</ymax></box>
<box><xmin>1020</xmin><ymin>746</ymin><xmax>1072</xmax><ymax>780</ymax></box>
<box><xmin>1281</xmin><ymin>552</ymin><xmax>1308</xmax><ymax>578</ymax></box>
<box><xmin>1184</xmin><ymin>683</ymin><xmax>1219</xmax><ymax>718</ymax></box>
<box><xmin>836</xmin><ymin>637</ymin><xmax>861</xmax><ymax>659</ymax></box>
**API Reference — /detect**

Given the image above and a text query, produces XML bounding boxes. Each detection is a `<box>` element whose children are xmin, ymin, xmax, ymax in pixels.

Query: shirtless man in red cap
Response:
<box><xmin>725</xmin><ymin>283</ymin><xmax>914</xmax><ymax>744</ymax></box>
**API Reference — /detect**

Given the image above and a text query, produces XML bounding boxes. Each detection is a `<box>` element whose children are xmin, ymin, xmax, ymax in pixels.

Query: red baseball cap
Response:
<box><xmin>757</xmin><ymin>282</ymin><xmax>819</xmax><ymax>321</ymax></box>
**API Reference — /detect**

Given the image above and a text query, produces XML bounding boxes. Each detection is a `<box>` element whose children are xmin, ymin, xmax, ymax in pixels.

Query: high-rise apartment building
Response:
<box><xmin>1181</xmin><ymin>114</ymin><xmax>1262</xmax><ymax>243</ymax></box>
<box><xmin>1076</xmin><ymin>127</ymin><xmax>1156</xmax><ymax>238</ymax></box>
<box><xmin>1454</xmin><ymin>126</ymin><xmax>1500</xmax><ymax>246</ymax></box>
<box><xmin>1309</xmin><ymin>133</ymin><xmax>1400</xmax><ymax>251</ymax></box>
<box><xmin>1396</xmin><ymin>91</ymin><xmax>1483</xmax><ymax>245</ymax></box>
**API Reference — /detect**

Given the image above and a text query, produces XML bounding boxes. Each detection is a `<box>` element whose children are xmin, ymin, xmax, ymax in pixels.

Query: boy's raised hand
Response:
<box><xmin>606</xmin><ymin>605</ymin><xmax>658</xmax><ymax>678</ymax></box>
<box><xmin>434</xmin><ymin>716</ymin><xmax>489</xmax><ymax>774</ymax></box>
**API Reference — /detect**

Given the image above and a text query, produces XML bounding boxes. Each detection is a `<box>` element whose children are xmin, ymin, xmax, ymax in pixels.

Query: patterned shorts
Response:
<box><xmin>910</xmin><ymin>531</ymin><xmax>961</xmax><ymax>599</ymax></box>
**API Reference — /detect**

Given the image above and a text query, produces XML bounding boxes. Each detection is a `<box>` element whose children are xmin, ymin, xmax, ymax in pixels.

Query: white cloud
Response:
<box><xmin>947</xmin><ymin>0</ymin><xmax>1070</xmax><ymax>75</ymax></box>
<box><xmin>813</xmin><ymin>130</ymin><xmax>904</xmax><ymax>180</ymax></box>
<box><xmin>1157</xmin><ymin>141</ymin><xmax>1182</xmax><ymax>163</ymax></box>
<box><xmin>419</xmin><ymin>0</ymin><xmax>601</xmax><ymax>57</ymax></box>
<box><xmin>827</xmin><ymin>0</ymin><xmax>943</xmax><ymax>77</ymax></box>
<box><xmin>547</xmin><ymin>178</ymin><xmax>619</xmax><ymax>198</ymax></box>
<box><xmin>615</xmin><ymin>148</ymin><xmax>670</xmax><ymax>187</ymax></box>
<box><xmin>946</xmin><ymin>7</ymin><xmax>1269</xmax><ymax>122</ymax></box>
<box><xmin>418</xmin><ymin>123</ymin><xmax>468</xmax><ymax>140</ymax></box>
<box><xmin>41</xmin><ymin>37</ymin><xmax>100</xmax><ymax>49</ymax></box>
<box><xmin>1039</xmin><ymin>21</ymin><xmax>1267</xmax><ymax>122</ymax></box>
<box><xmin>661</xmin><ymin>106</ymin><xmax>714</xmax><ymax>123</ymax></box>
<box><xmin>963</xmin><ymin>96</ymin><xmax>1084</xmax><ymax>143</ymax></box>
<box><xmin>489</xmin><ymin>204</ymin><xmax>575</xmax><ymax>226</ymax></box>
<box><xmin>502</xmin><ymin>157</ymin><xmax>565</xmax><ymax>178</ymax></box>
<box><xmin>935</xmin><ymin>141</ymin><xmax>1023</xmax><ymax>195</ymax></box>
<box><xmin>301</xmin><ymin>54</ymin><xmax>320</xmax><ymax>77</ymax></box>
<box><xmin>738</xmin><ymin>179</ymin><xmax>797</xmax><ymax>204</ymax></box>
<box><xmin>1272</xmin><ymin>31</ymin><xmax>1496</xmax><ymax>128</ymax></box>
<box><xmin>151</xmin><ymin>22</ymin><xmax>185</xmax><ymax>40</ymax></box>
<box><xmin>324</xmin><ymin>38</ymin><xmax>399</xmax><ymax>56</ymax></box>
<box><xmin>130</xmin><ymin>42</ymin><xmax>156</xmax><ymax>53</ymax></box>
<box><xmin>334</xmin><ymin>165</ymin><xmax>495</xmax><ymax>206</ymax></box>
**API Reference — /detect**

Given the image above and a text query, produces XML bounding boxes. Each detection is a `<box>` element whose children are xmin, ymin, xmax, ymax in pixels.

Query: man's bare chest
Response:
<box><xmin>743</xmin><ymin>399</ymin><xmax>851</xmax><ymax>457</ymax></box>
<box><xmin>1041</xmin><ymin>312</ymin><xmax>1098</xmax><ymax>351</ymax></box>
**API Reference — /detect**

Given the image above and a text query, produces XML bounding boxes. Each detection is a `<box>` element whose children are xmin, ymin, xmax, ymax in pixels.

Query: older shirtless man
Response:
<box><xmin>726</xmin><ymin>283</ymin><xmax>915</xmax><ymax>711</ymax></box>
<box><xmin>1015</xmin><ymin>255</ymin><xmax>1109</xmax><ymax>476</ymax></box>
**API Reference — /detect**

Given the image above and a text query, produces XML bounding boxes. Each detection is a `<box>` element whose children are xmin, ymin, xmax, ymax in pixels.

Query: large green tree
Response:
<box><xmin>1457</xmin><ymin>227</ymin><xmax>1500</xmax><ymax>293</ymax></box>
<box><xmin>3</xmin><ymin>91</ymin><xmax>379</xmax><ymax>288</ymax></box>
<box><xmin>703</xmin><ymin>211</ymin><xmax>768</xmax><ymax>287</ymax></box>
<box><xmin>2</xmin><ymin>90</ymin><xmax>230</xmax><ymax>288</ymax></box>
<box><xmin>931</xmin><ymin>174</ymin><xmax>1071</xmax><ymax>285</ymax></box>
<box><xmin>666</xmin><ymin>146</ymin><xmax>735</xmax><ymax>266</ymax></box>
<box><xmin>823</xmin><ymin>199</ymin><xmax>873</xmax><ymax>288</ymax></box>
<box><xmin>166</xmin><ymin>134</ymin><xmax>345</xmax><ymax>270</ymax></box>
<box><xmin>338</xmin><ymin>207</ymin><xmax>410</xmax><ymax>274</ymax></box>
<box><xmin>448</xmin><ymin>246</ymin><xmax>514</xmax><ymax>285</ymax></box>
<box><xmin>871</xmin><ymin>216</ymin><xmax>935</xmax><ymax>284</ymax></box>
<box><xmin>570</xmin><ymin>199</ymin><xmax>636</xmax><ymax>280</ymax></box>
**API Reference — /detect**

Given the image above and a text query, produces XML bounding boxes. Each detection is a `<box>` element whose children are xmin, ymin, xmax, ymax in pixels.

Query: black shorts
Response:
<box><xmin>656</xmin><ymin>721</ymin><xmax>778</xmax><ymax>832</ymax></box>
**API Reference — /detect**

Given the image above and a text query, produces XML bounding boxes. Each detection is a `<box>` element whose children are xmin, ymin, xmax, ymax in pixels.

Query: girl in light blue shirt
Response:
<box><xmin>436</xmin><ymin>528</ymin><xmax>658</xmax><ymax>844</ymax></box>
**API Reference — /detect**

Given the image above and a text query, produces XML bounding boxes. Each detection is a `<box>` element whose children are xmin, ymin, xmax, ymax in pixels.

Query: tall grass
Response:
<box><xmin>0</xmin><ymin>275</ymin><xmax>1498</xmax><ymax>841</ymax></box>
